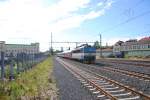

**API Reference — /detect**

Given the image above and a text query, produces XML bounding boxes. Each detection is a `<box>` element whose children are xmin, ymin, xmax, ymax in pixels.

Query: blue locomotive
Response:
<box><xmin>57</xmin><ymin>44</ymin><xmax>96</xmax><ymax>63</ymax></box>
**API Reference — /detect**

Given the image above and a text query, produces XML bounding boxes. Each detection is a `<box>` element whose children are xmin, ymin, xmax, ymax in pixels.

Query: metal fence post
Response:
<box><xmin>1</xmin><ymin>51</ymin><xmax>5</xmax><ymax>80</ymax></box>
<box><xmin>9</xmin><ymin>53</ymin><xmax>14</xmax><ymax>81</ymax></box>
<box><xmin>21</xmin><ymin>53</ymin><xmax>24</xmax><ymax>72</ymax></box>
<box><xmin>17</xmin><ymin>53</ymin><xmax>20</xmax><ymax>74</ymax></box>
<box><xmin>25</xmin><ymin>53</ymin><xmax>27</xmax><ymax>70</ymax></box>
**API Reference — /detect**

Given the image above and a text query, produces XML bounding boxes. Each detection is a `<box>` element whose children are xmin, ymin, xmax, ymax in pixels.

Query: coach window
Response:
<box><xmin>76</xmin><ymin>50</ymin><xmax>80</xmax><ymax>53</ymax></box>
<box><xmin>73</xmin><ymin>50</ymin><xmax>80</xmax><ymax>53</ymax></box>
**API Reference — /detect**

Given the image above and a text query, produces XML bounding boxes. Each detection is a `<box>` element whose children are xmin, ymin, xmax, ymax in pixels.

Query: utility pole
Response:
<box><xmin>61</xmin><ymin>47</ymin><xmax>63</xmax><ymax>52</ymax></box>
<box><xmin>76</xmin><ymin>42</ymin><xmax>78</xmax><ymax>48</ymax></box>
<box><xmin>50</xmin><ymin>32</ymin><xmax>53</xmax><ymax>55</ymax></box>
<box><xmin>99</xmin><ymin>34</ymin><xmax>102</xmax><ymax>58</ymax></box>
<box><xmin>106</xmin><ymin>42</ymin><xmax>108</xmax><ymax>47</ymax></box>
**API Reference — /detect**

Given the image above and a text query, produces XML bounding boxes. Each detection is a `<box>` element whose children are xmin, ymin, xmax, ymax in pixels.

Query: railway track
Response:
<box><xmin>101</xmin><ymin>67</ymin><xmax>150</xmax><ymax>81</ymax></box>
<box><xmin>87</xmin><ymin>65</ymin><xmax>150</xmax><ymax>81</ymax></box>
<box><xmin>97</xmin><ymin>59</ymin><xmax>150</xmax><ymax>67</ymax></box>
<box><xmin>57</xmin><ymin>58</ymin><xmax>150</xmax><ymax>100</ymax></box>
<box><xmin>65</xmin><ymin>59</ymin><xmax>150</xmax><ymax>81</ymax></box>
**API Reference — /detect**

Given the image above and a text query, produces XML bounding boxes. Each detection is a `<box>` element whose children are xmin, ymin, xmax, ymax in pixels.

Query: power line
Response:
<box><xmin>51</xmin><ymin>42</ymin><xmax>95</xmax><ymax>43</ymax></box>
<box><xmin>99</xmin><ymin>34</ymin><xmax>102</xmax><ymax>58</ymax></box>
<box><xmin>102</xmin><ymin>10</ymin><xmax>150</xmax><ymax>33</ymax></box>
<box><xmin>119</xmin><ymin>0</ymin><xmax>145</xmax><ymax>17</ymax></box>
<box><xmin>49</xmin><ymin>41</ymin><xmax>96</xmax><ymax>50</ymax></box>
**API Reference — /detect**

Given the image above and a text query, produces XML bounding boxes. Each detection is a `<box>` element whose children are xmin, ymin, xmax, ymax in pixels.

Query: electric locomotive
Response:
<box><xmin>57</xmin><ymin>44</ymin><xmax>96</xmax><ymax>63</ymax></box>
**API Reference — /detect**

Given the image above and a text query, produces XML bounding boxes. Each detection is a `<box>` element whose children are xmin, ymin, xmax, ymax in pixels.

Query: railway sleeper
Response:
<box><xmin>83</xmin><ymin>83</ymin><xmax>89</xmax><ymax>86</ymax></box>
<box><xmin>86</xmin><ymin>85</ymin><xmax>93</xmax><ymax>88</ymax></box>
<box><xmin>92</xmin><ymin>91</ymin><xmax>100</xmax><ymax>94</ymax></box>
<box><xmin>97</xmin><ymin>80</ymin><xmax>107</xmax><ymax>83</ymax></box>
<box><xmin>79</xmin><ymin>78</ymin><xmax>85</xmax><ymax>82</ymax></box>
<box><xmin>94</xmin><ymin>79</ymin><xmax>104</xmax><ymax>81</ymax></box>
<box><xmin>107</xmin><ymin>89</ymin><xmax>125</xmax><ymax>93</ymax></box>
<box><xmin>87</xmin><ymin>86</ymin><xmax>110</xmax><ymax>99</ymax></box>
<box><xmin>96</xmin><ymin>95</ymin><xmax>110</xmax><ymax>100</ymax></box>
<box><xmin>97</xmin><ymin>94</ymin><xmax>105</xmax><ymax>98</ymax></box>
<box><xmin>98</xmin><ymin>82</ymin><xmax>110</xmax><ymax>85</ymax></box>
<box><xmin>100</xmin><ymin>84</ymin><xmax>114</xmax><ymax>87</ymax></box>
<box><xmin>117</xmin><ymin>95</ymin><xmax>140</xmax><ymax>100</ymax></box>
<box><xmin>104</xmin><ymin>86</ymin><xmax>119</xmax><ymax>90</ymax></box>
<box><xmin>79</xmin><ymin>80</ymin><xmax>86</xmax><ymax>83</ymax></box>
<box><xmin>112</xmin><ymin>92</ymin><xmax>131</xmax><ymax>97</ymax></box>
<box><xmin>89</xmin><ymin>88</ymin><xmax>96</xmax><ymax>91</ymax></box>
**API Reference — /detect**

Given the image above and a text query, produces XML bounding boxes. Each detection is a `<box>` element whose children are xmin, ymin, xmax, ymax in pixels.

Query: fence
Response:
<box><xmin>0</xmin><ymin>52</ymin><xmax>48</xmax><ymax>81</ymax></box>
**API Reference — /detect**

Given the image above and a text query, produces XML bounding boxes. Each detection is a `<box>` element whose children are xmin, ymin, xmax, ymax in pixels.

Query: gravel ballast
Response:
<box><xmin>53</xmin><ymin>58</ymin><xmax>95</xmax><ymax>100</ymax></box>
<box><xmin>64</xmin><ymin>59</ymin><xmax>150</xmax><ymax>95</ymax></box>
<box><xmin>96</xmin><ymin>61</ymin><xmax>150</xmax><ymax>75</ymax></box>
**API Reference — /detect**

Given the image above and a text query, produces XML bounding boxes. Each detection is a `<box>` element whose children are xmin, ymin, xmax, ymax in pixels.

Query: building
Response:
<box><xmin>0</xmin><ymin>41</ymin><xmax>39</xmax><ymax>58</ymax></box>
<box><xmin>113</xmin><ymin>41</ymin><xmax>124</xmax><ymax>57</ymax></box>
<box><xmin>96</xmin><ymin>47</ymin><xmax>113</xmax><ymax>58</ymax></box>
<box><xmin>113</xmin><ymin>37</ymin><xmax>150</xmax><ymax>58</ymax></box>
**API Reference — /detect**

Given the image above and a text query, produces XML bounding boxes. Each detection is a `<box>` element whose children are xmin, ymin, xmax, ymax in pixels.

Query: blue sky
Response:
<box><xmin>0</xmin><ymin>0</ymin><xmax>150</xmax><ymax>51</ymax></box>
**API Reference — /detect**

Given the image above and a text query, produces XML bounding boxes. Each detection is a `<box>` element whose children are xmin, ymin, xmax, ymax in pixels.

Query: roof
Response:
<box><xmin>114</xmin><ymin>37</ymin><xmax>150</xmax><ymax>46</ymax></box>
<box><xmin>139</xmin><ymin>37</ymin><xmax>150</xmax><ymax>43</ymax></box>
<box><xmin>114</xmin><ymin>41</ymin><xmax>124</xmax><ymax>46</ymax></box>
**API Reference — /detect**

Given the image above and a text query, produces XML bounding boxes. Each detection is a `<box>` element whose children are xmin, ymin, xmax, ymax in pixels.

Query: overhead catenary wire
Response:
<box><xmin>102</xmin><ymin>10</ymin><xmax>150</xmax><ymax>33</ymax></box>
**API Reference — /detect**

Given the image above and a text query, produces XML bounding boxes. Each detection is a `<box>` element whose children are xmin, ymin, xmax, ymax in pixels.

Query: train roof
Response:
<box><xmin>57</xmin><ymin>50</ymin><xmax>72</xmax><ymax>55</ymax></box>
<box><xmin>57</xmin><ymin>45</ymin><xmax>95</xmax><ymax>54</ymax></box>
<box><xmin>73</xmin><ymin>44</ymin><xmax>94</xmax><ymax>51</ymax></box>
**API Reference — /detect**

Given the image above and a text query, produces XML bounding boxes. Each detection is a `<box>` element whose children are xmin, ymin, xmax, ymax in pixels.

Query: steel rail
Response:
<box><xmin>88</xmin><ymin>64</ymin><xmax>150</xmax><ymax>81</ymax></box>
<box><xmin>98</xmin><ymin>59</ymin><xmax>150</xmax><ymax>67</ymax></box>
<box><xmin>57</xmin><ymin>58</ymin><xmax>117</xmax><ymax>100</ymax></box>
<box><xmin>81</xmin><ymin>65</ymin><xmax>150</xmax><ymax>100</ymax></box>
<box><xmin>68</xmin><ymin>59</ymin><xmax>150</xmax><ymax>81</ymax></box>
<box><xmin>102</xmin><ymin>67</ymin><xmax>150</xmax><ymax>81</ymax></box>
<box><xmin>57</xmin><ymin>58</ymin><xmax>150</xmax><ymax>100</ymax></box>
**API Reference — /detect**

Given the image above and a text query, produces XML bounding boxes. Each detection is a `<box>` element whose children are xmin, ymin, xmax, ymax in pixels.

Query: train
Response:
<box><xmin>57</xmin><ymin>44</ymin><xmax>96</xmax><ymax>63</ymax></box>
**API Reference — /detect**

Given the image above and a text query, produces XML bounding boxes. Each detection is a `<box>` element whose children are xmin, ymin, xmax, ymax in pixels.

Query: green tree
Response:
<box><xmin>93</xmin><ymin>41</ymin><xmax>100</xmax><ymax>49</ymax></box>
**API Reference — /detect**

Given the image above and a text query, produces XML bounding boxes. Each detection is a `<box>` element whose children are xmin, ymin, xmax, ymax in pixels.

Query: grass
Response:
<box><xmin>0</xmin><ymin>57</ymin><xmax>58</xmax><ymax>100</ymax></box>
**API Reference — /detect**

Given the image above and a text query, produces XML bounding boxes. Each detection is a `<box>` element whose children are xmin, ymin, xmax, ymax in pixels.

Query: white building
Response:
<box><xmin>0</xmin><ymin>41</ymin><xmax>39</xmax><ymax>57</ymax></box>
<box><xmin>113</xmin><ymin>37</ymin><xmax>150</xmax><ymax>57</ymax></box>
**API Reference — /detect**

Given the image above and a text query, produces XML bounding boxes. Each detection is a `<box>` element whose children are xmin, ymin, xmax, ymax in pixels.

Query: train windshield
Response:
<box><xmin>83</xmin><ymin>47</ymin><xmax>96</xmax><ymax>53</ymax></box>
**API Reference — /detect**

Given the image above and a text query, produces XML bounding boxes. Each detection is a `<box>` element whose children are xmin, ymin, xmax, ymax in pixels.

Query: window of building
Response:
<box><xmin>137</xmin><ymin>45</ymin><xmax>140</xmax><ymax>49</ymax></box>
<box><xmin>144</xmin><ymin>44</ymin><xmax>148</xmax><ymax>49</ymax></box>
<box><xmin>132</xmin><ymin>45</ymin><xmax>136</xmax><ymax>49</ymax></box>
<box><xmin>148</xmin><ymin>44</ymin><xmax>150</xmax><ymax>48</ymax></box>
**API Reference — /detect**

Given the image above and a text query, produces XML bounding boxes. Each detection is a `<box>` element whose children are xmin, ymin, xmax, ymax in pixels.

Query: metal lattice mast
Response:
<box><xmin>99</xmin><ymin>34</ymin><xmax>102</xmax><ymax>58</ymax></box>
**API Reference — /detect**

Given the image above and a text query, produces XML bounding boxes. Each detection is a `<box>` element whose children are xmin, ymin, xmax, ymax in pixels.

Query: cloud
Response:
<box><xmin>98</xmin><ymin>2</ymin><xmax>103</xmax><ymax>6</ymax></box>
<box><xmin>0</xmin><ymin>0</ymin><xmax>114</xmax><ymax>51</ymax></box>
<box><xmin>50</xmin><ymin>0</ymin><xmax>114</xmax><ymax>33</ymax></box>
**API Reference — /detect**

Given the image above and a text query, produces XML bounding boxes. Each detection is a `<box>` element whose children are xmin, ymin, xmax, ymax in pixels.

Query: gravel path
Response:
<box><xmin>64</xmin><ymin>59</ymin><xmax>150</xmax><ymax>95</ymax></box>
<box><xmin>53</xmin><ymin>58</ymin><xmax>95</xmax><ymax>100</ymax></box>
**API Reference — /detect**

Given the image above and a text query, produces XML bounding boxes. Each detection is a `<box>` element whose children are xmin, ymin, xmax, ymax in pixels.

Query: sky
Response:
<box><xmin>0</xmin><ymin>0</ymin><xmax>150</xmax><ymax>51</ymax></box>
